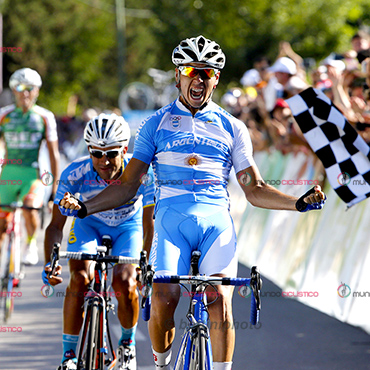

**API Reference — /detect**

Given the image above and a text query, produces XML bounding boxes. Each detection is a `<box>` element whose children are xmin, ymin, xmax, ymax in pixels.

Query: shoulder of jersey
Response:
<box><xmin>148</xmin><ymin>100</ymin><xmax>177</xmax><ymax>121</ymax></box>
<box><xmin>0</xmin><ymin>104</ymin><xmax>16</xmax><ymax>119</ymax></box>
<box><xmin>32</xmin><ymin>104</ymin><xmax>56</xmax><ymax>119</ymax></box>
<box><xmin>64</xmin><ymin>155</ymin><xmax>91</xmax><ymax>171</ymax></box>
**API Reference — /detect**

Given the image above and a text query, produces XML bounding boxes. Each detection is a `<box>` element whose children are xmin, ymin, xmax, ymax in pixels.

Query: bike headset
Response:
<box><xmin>172</xmin><ymin>35</ymin><xmax>226</xmax><ymax>111</ymax></box>
<box><xmin>84</xmin><ymin>113</ymin><xmax>131</xmax><ymax>166</ymax></box>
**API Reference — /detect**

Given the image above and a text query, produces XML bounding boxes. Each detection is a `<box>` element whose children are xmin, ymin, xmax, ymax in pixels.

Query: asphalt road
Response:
<box><xmin>0</xmin><ymin>214</ymin><xmax>369</xmax><ymax>370</ymax></box>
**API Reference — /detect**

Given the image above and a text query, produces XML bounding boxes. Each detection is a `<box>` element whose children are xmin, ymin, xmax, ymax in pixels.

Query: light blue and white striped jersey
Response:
<box><xmin>133</xmin><ymin>98</ymin><xmax>255</xmax><ymax>208</ymax></box>
<box><xmin>55</xmin><ymin>154</ymin><xmax>155</xmax><ymax>227</ymax></box>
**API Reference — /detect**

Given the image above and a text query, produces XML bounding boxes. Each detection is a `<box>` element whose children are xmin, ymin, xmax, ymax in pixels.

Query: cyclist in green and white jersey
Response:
<box><xmin>0</xmin><ymin>68</ymin><xmax>60</xmax><ymax>265</ymax></box>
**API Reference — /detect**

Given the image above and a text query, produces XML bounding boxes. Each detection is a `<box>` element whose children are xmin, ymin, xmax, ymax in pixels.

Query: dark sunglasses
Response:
<box><xmin>178</xmin><ymin>66</ymin><xmax>218</xmax><ymax>79</ymax></box>
<box><xmin>89</xmin><ymin>147</ymin><xmax>123</xmax><ymax>159</ymax></box>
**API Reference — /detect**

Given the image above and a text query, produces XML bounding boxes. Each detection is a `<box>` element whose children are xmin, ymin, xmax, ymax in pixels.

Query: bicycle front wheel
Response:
<box><xmin>0</xmin><ymin>274</ymin><xmax>14</xmax><ymax>323</ymax></box>
<box><xmin>174</xmin><ymin>329</ymin><xmax>210</xmax><ymax>370</ymax></box>
<box><xmin>195</xmin><ymin>328</ymin><xmax>209</xmax><ymax>370</ymax></box>
<box><xmin>0</xmin><ymin>236</ymin><xmax>15</xmax><ymax>323</ymax></box>
<box><xmin>85</xmin><ymin>301</ymin><xmax>101</xmax><ymax>370</ymax></box>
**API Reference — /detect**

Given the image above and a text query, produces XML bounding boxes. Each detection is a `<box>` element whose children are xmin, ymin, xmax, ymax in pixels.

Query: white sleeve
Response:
<box><xmin>231</xmin><ymin>119</ymin><xmax>256</xmax><ymax>173</ymax></box>
<box><xmin>44</xmin><ymin>110</ymin><xmax>58</xmax><ymax>142</ymax></box>
<box><xmin>34</xmin><ymin>105</ymin><xmax>58</xmax><ymax>142</ymax></box>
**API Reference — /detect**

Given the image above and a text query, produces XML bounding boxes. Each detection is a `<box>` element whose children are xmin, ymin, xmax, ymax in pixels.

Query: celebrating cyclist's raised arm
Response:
<box><xmin>59</xmin><ymin>158</ymin><xmax>150</xmax><ymax>217</ymax></box>
<box><xmin>236</xmin><ymin>165</ymin><xmax>326</xmax><ymax>211</ymax></box>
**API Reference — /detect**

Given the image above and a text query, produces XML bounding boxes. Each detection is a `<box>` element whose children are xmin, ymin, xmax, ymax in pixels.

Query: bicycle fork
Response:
<box><xmin>182</xmin><ymin>294</ymin><xmax>212</xmax><ymax>370</ymax></box>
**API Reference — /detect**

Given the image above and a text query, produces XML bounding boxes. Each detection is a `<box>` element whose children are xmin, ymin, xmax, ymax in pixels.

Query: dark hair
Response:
<box><xmin>352</xmin><ymin>30</ymin><xmax>370</xmax><ymax>41</ymax></box>
<box><xmin>253</xmin><ymin>56</ymin><xmax>270</xmax><ymax>65</ymax></box>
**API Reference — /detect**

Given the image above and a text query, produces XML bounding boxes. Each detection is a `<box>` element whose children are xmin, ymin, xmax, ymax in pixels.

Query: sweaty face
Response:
<box><xmin>177</xmin><ymin>63</ymin><xmax>220</xmax><ymax>112</ymax></box>
<box><xmin>13</xmin><ymin>86</ymin><xmax>39</xmax><ymax>112</ymax></box>
<box><xmin>89</xmin><ymin>145</ymin><xmax>127</xmax><ymax>181</ymax></box>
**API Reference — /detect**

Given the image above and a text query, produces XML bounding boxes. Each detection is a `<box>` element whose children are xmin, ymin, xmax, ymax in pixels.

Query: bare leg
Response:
<box><xmin>148</xmin><ymin>283</ymin><xmax>181</xmax><ymax>353</ymax></box>
<box><xmin>207</xmin><ymin>277</ymin><xmax>235</xmax><ymax>362</ymax></box>
<box><xmin>63</xmin><ymin>260</ymin><xmax>93</xmax><ymax>334</ymax></box>
<box><xmin>112</xmin><ymin>263</ymin><xmax>139</xmax><ymax>329</ymax></box>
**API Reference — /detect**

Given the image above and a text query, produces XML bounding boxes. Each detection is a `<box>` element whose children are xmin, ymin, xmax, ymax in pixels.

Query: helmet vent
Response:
<box><xmin>184</xmin><ymin>49</ymin><xmax>198</xmax><ymax>61</ymax></box>
<box><xmin>205</xmin><ymin>52</ymin><xmax>217</xmax><ymax>59</ymax></box>
<box><xmin>173</xmin><ymin>52</ymin><xmax>183</xmax><ymax>60</ymax></box>
<box><xmin>84</xmin><ymin>113</ymin><xmax>131</xmax><ymax>148</ymax></box>
<box><xmin>93</xmin><ymin>120</ymin><xmax>100</xmax><ymax>138</ymax></box>
<box><xmin>197</xmin><ymin>37</ymin><xmax>205</xmax><ymax>52</ymax></box>
<box><xmin>101</xmin><ymin>119</ymin><xmax>108</xmax><ymax>137</ymax></box>
<box><xmin>105</xmin><ymin>122</ymin><xmax>114</xmax><ymax>138</ymax></box>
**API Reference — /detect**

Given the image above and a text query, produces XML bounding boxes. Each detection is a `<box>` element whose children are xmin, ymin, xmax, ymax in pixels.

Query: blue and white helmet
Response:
<box><xmin>172</xmin><ymin>35</ymin><xmax>226</xmax><ymax>70</ymax></box>
<box><xmin>84</xmin><ymin>113</ymin><xmax>130</xmax><ymax>148</ymax></box>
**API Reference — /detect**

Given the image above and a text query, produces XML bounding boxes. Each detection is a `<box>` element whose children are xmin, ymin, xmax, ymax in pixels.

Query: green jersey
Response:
<box><xmin>0</xmin><ymin>104</ymin><xmax>58</xmax><ymax>168</ymax></box>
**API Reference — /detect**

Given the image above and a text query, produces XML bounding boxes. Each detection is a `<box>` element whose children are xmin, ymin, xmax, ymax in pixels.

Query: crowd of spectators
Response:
<box><xmin>221</xmin><ymin>30</ymin><xmax>370</xmax><ymax>158</ymax></box>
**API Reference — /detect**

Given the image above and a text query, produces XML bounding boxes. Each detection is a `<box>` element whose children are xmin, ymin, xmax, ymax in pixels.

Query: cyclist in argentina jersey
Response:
<box><xmin>58</xmin><ymin>36</ymin><xmax>326</xmax><ymax>370</ymax></box>
<box><xmin>0</xmin><ymin>68</ymin><xmax>60</xmax><ymax>266</ymax></box>
<box><xmin>43</xmin><ymin>114</ymin><xmax>155</xmax><ymax>370</ymax></box>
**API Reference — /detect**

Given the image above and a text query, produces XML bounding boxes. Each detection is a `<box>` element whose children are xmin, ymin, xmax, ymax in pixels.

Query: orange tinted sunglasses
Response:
<box><xmin>178</xmin><ymin>66</ymin><xmax>218</xmax><ymax>79</ymax></box>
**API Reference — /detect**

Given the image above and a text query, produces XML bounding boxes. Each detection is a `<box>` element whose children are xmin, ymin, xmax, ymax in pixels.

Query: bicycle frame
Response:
<box><xmin>141</xmin><ymin>251</ymin><xmax>262</xmax><ymax>370</ymax></box>
<box><xmin>174</xmin><ymin>289</ymin><xmax>213</xmax><ymax>370</ymax></box>
<box><xmin>70</xmin><ymin>239</ymin><xmax>118</xmax><ymax>370</ymax></box>
<box><xmin>50</xmin><ymin>240</ymin><xmax>143</xmax><ymax>370</ymax></box>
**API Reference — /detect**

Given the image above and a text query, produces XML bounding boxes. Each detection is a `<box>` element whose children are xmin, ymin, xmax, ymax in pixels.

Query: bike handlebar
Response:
<box><xmin>140</xmin><ymin>268</ymin><xmax>262</xmax><ymax>325</ymax></box>
<box><xmin>152</xmin><ymin>275</ymin><xmax>252</xmax><ymax>285</ymax></box>
<box><xmin>58</xmin><ymin>252</ymin><xmax>141</xmax><ymax>265</ymax></box>
<box><xmin>48</xmin><ymin>243</ymin><xmax>143</xmax><ymax>280</ymax></box>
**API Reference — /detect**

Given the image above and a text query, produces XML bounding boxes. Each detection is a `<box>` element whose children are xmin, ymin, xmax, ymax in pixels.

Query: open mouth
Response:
<box><xmin>190</xmin><ymin>87</ymin><xmax>204</xmax><ymax>101</ymax></box>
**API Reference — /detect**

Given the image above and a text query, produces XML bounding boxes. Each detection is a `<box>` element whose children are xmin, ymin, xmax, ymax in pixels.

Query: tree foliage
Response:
<box><xmin>2</xmin><ymin>0</ymin><xmax>370</xmax><ymax>114</ymax></box>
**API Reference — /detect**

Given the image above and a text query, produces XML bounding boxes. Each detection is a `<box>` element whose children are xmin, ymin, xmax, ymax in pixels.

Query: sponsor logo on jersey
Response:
<box><xmin>68</xmin><ymin>162</ymin><xmax>91</xmax><ymax>181</ymax></box>
<box><xmin>170</xmin><ymin>116</ymin><xmax>181</xmax><ymax>129</ymax></box>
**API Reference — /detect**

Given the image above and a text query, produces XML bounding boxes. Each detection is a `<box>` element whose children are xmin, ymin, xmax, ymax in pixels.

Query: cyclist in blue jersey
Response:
<box><xmin>58</xmin><ymin>36</ymin><xmax>326</xmax><ymax>370</ymax></box>
<box><xmin>43</xmin><ymin>113</ymin><xmax>155</xmax><ymax>370</ymax></box>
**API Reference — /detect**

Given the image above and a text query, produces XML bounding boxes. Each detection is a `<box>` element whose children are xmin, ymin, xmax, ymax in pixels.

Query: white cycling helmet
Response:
<box><xmin>84</xmin><ymin>113</ymin><xmax>130</xmax><ymax>148</ymax></box>
<box><xmin>172</xmin><ymin>35</ymin><xmax>226</xmax><ymax>70</ymax></box>
<box><xmin>9</xmin><ymin>68</ymin><xmax>42</xmax><ymax>89</ymax></box>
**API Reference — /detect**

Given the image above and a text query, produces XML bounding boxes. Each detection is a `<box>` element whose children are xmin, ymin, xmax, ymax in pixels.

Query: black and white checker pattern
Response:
<box><xmin>287</xmin><ymin>87</ymin><xmax>370</xmax><ymax>207</ymax></box>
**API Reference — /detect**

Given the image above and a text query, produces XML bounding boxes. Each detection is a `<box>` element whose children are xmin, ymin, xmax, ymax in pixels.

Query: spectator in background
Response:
<box><xmin>268</xmin><ymin>56</ymin><xmax>308</xmax><ymax>99</ymax></box>
<box><xmin>221</xmin><ymin>87</ymin><xmax>249</xmax><ymax>119</ymax></box>
<box><xmin>58</xmin><ymin>108</ymin><xmax>99</xmax><ymax>161</ymax></box>
<box><xmin>270</xmin><ymin>98</ymin><xmax>309</xmax><ymax>154</ymax></box>
<box><xmin>240</xmin><ymin>56</ymin><xmax>270</xmax><ymax>87</ymax></box>
<box><xmin>240</xmin><ymin>56</ymin><xmax>280</xmax><ymax>112</ymax></box>
<box><xmin>351</xmin><ymin>30</ymin><xmax>370</xmax><ymax>63</ymax></box>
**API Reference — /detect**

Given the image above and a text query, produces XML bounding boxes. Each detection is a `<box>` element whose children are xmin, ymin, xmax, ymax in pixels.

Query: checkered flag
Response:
<box><xmin>286</xmin><ymin>87</ymin><xmax>370</xmax><ymax>207</ymax></box>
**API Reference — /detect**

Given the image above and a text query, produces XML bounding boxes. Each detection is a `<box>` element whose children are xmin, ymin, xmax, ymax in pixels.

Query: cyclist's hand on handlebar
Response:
<box><xmin>42</xmin><ymin>263</ymin><xmax>63</xmax><ymax>286</ymax></box>
<box><xmin>58</xmin><ymin>192</ymin><xmax>87</xmax><ymax>218</ymax></box>
<box><xmin>296</xmin><ymin>185</ymin><xmax>327</xmax><ymax>212</ymax></box>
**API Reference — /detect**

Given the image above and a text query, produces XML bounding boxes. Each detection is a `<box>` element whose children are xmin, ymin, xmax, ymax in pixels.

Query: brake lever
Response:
<box><xmin>250</xmin><ymin>266</ymin><xmax>262</xmax><ymax>311</ymax></box>
<box><xmin>48</xmin><ymin>243</ymin><xmax>60</xmax><ymax>279</ymax></box>
<box><xmin>141</xmin><ymin>265</ymin><xmax>154</xmax><ymax>309</ymax></box>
